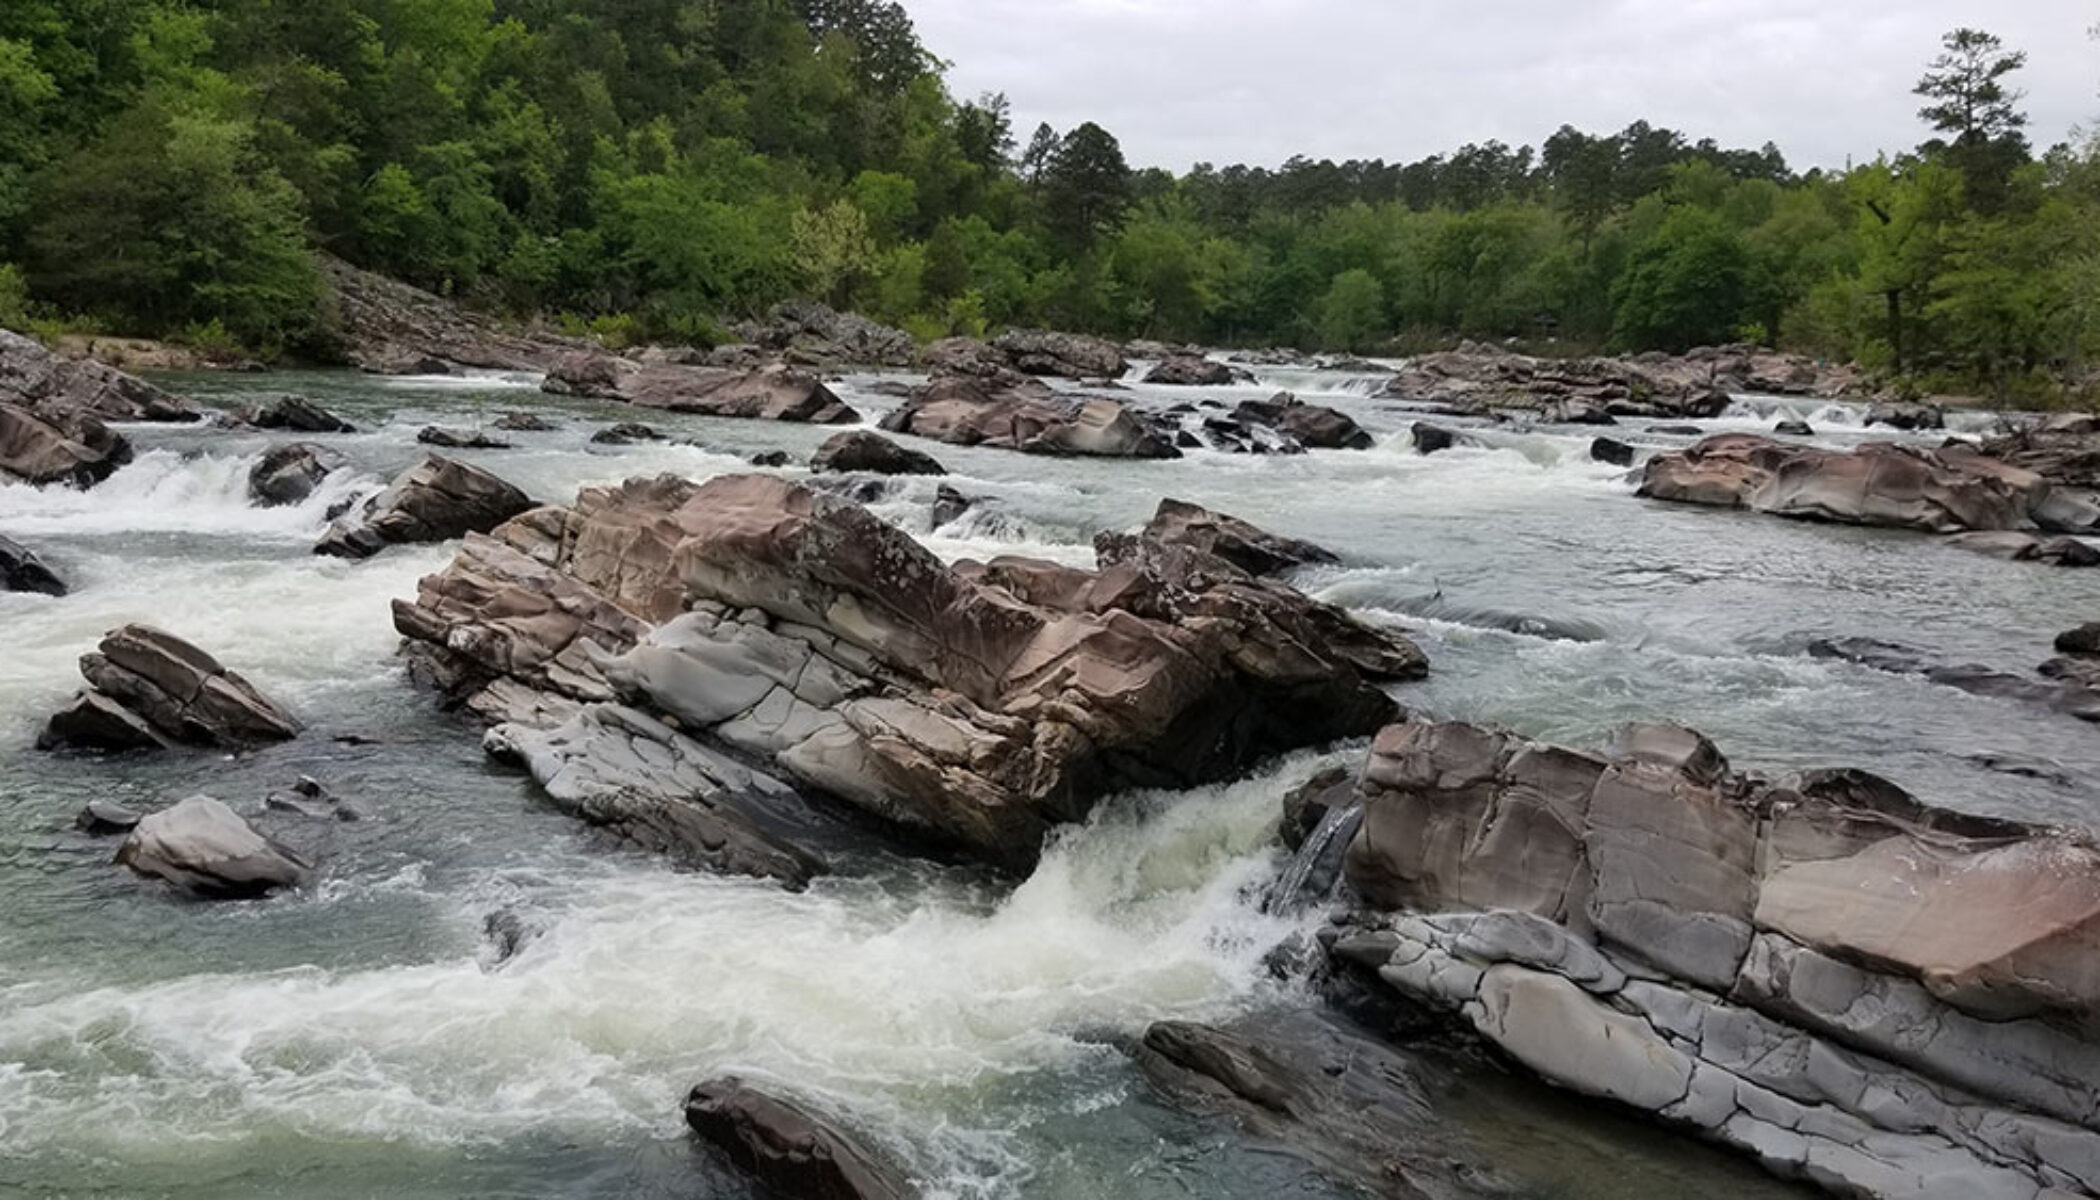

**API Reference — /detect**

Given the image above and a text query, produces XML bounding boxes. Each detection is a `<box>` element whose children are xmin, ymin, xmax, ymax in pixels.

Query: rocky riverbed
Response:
<box><xmin>3</xmin><ymin>326</ymin><xmax>2098</xmax><ymax>1200</ymax></box>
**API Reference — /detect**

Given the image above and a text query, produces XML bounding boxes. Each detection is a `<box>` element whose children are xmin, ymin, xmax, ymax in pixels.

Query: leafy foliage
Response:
<box><xmin>0</xmin><ymin>6</ymin><xmax>2092</xmax><ymax>398</ymax></box>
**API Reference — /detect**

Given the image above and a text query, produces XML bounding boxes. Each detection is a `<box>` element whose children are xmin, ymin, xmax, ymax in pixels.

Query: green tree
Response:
<box><xmin>1609</xmin><ymin>207</ymin><xmax>1751</xmax><ymax>351</ymax></box>
<box><xmin>791</xmin><ymin>198</ymin><xmax>876</xmax><ymax>306</ymax></box>
<box><xmin>1316</xmin><ymin>268</ymin><xmax>1385</xmax><ymax>352</ymax></box>
<box><xmin>1915</xmin><ymin>28</ymin><xmax>2031</xmax><ymax>214</ymax></box>
<box><xmin>1040</xmin><ymin>122</ymin><xmax>1133</xmax><ymax>251</ymax></box>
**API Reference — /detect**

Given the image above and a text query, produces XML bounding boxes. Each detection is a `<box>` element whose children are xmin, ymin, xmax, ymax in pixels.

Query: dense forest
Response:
<box><xmin>0</xmin><ymin>1</ymin><xmax>2096</xmax><ymax>400</ymax></box>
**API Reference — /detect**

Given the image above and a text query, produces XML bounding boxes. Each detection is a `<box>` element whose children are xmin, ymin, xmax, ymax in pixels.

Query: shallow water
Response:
<box><xmin>6</xmin><ymin>360</ymin><xmax>2085</xmax><ymax>1197</ymax></box>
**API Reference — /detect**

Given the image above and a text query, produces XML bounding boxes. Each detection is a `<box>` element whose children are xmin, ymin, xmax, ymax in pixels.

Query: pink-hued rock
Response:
<box><xmin>543</xmin><ymin>353</ymin><xmax>858</xmax><ymax>424</ymax></box>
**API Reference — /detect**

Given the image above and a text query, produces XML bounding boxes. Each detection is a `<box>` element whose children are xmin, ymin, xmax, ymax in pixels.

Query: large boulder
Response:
<box><xmin>1144</xmin><ymin>355</ymin><xmax>1247</xmax><ymax>387</ymax></box>
<box><xmin>0</xmin><ymin>328</ymin><xmax>203</xmax><ymax>422</ymax></box>
<box><xmin>879</xmin><ymin>376</ymin><xmax>1179</xmax><ymax>460</ymax></box>
<box><xmin>248</xmin><ymin>442</ymin><xmax>344</xmax><ymax>507</ymax></box>
<box><xmin>39</xmin><ymin>625</ymin><xmax>301</xmax><ymax>752</ymax></box>
<box><xmin>544</xmin><ymin>353</ymin><xmax>858</xmax><ymax>423</ymax></box>
<box><xmin>1231</xmin><ymin>395</ymin><xmax>1373</xmax><ymax>450</ymax></box>
<box><xmin>1137</xmin><ymin>498</ymin><xmax>1338</xmax><ymax>577</ymax></box>
<box><xmin>395</xmin><ymin>474</ymin><xmax>1423</xmax><ymax>871</ymax></box>
<box><xmin>810</xmin><ymin>431</ymin><xmax>946</xmax><ymax>477</ymax></box>
<box><xmin>1637</xmin><ymin>433</ymin><xmax>2088</xmax><ymax>535</ymax></box>
<box><xmin>0</xmin><ymin>401</ymin><xmax>133</xmax><ymax>487</ymax></box>
<box><xmin>683</xmin><ymin>1079</ymin><xmax>915</xmax><ymax>1200</ymax></box>
<box><xmin>0</xmin><ymin>533</ymin><xmax>66</xmax><ymax>595</ymax></box>
<box><xmin>115</xmin><ymin>795</ymin><xmax>312</xmax><ymax>898</ymax></box>
<box><xmin>992</xmin><ymin>329</ymin><xmax>1128</xmax><ymax>379</ymax></box>
<box><xmin>1328</xmin><ymin>719</ymin><xmax>2100</xmax><ymax>1200</ymax></box>
<box><xmin>315</xmin><ymin>456</ymin><xmax>532</xmax><ymax>559</ymax></box>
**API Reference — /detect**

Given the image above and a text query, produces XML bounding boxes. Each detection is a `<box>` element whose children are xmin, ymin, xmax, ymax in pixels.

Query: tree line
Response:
<box><xmin>0</xmin><ymin>3</ymin><xmax>2095</xmax><ymax>400</ymax></box>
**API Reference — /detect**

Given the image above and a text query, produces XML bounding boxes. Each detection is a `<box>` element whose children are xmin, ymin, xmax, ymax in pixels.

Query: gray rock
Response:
<box><xmin>115</xmin><ymin>795</ymin><xmax>312</xmax><ymax>898</ymax></box>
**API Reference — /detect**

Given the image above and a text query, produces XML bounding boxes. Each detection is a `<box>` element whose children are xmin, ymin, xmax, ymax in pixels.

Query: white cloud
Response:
<box><xmin>908</xmin><ymin>0</ymin><xmax>2098</xmax><ymax>172</ymax></box>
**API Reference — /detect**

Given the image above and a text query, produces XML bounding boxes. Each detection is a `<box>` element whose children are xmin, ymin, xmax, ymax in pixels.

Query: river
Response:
<box><xmin>4</xmin><ymin>360</ymin><xmax>2089</xmax><ymax>1197</ymax></box>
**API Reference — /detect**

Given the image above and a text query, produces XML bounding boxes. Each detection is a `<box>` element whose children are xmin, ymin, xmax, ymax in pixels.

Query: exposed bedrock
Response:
<box><xmin>1318</xmin><ymin>717</ymin><xmax>2100</xmax><ymax>1199</ymax></box>
<box><xmin>392</xmin><ymin>475</ymin><xmax>1424</xmax><ymax>875</ymax></box>
<box><xmin>543</xmin><ymin>353</ymin><xmax>860</xmax><ymax>424</ymax></box>
<box><xmin>1638</xmin><ymin>433</ymin><xmax>2100</xmax><ymax>535</ymax></box>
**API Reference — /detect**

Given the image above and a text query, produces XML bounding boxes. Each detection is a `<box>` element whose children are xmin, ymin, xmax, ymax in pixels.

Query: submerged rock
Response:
<box><xmin>1773</xmin><ymin>418</ymin><xmax>1815</xmax><ymax>437</ymax></box>
<box><xmin>0</xmin><ymin>401</ymin><xmax>133</xmax><ymax>487</ymax></box>
<box><xmin>416</xmin><ymin>425</ymin><xmax>512</xmax><ymax>450</ymax></box>
<box><xmin>248</xmin><ymin>442</ymin><xmax>345</xmax><ymax>508</ymax></box>
<box><xmin>115</xmin><ymin>795</ymin><xmax>312</xmax><ymax>898</ymax></box>
<box><xmin>1945</xmin><ymin>530</ymin><xmax>2100</xmax><ymax>567</ymax></box>
<box><xmin>39</xmin><ymin>625</ymin><xmax>301</xmax><ymax>752</ymax></box>
<box><xmin>1135</xmin><ymin>1011</ymin><xmax>1505</xmax><ymax>1199</ymax></box>
<box><xmin>315</xmin><ymin>455</ymin><xmax>533</xmax><ymax>559</ymax></box>
<box><xmin>684</xmin><ymin>1078</ymin><xmax>916</xmax><ymax>1200</ymax></box>
<box><xmin>0</xmin><ymin>533</ymin><xmax>66</xmax><ymax>595</ymax></box>
<box><xmin>1326</xmin><ymin>718</ymin><xmax>2100</xmax><ymax>1199</ymax></box>
<box><xmin>395</xmin><ymin>473</ymin><xmax>1422</xmax><ymax>872</ymax></box>
<box><xmin>492</xmin><ymin>412</ymin><xmax>557</xmax><ymax>432</ymax></box>
<box><xmin>544</xmin><ymin>354</ymin><xmax>859</xmax><ymax>424</ymax></box>
<box><xmin>880</xmin><ymin>375</ymin><xmax>1179</xmax><ymax>459</ymax></box>
<box><xmin>588</xmin><ymin>422</ymin><xmax>661</xmax><ymax>446</ymax></box>
<box><xmin>810</xmin><ymin>430</ymin><xmax>945</xmax><ymax>476</ymax></box>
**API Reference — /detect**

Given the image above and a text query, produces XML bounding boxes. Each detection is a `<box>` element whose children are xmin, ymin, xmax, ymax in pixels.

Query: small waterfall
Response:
<box><xmin>1268</xmin><ymin>800</ymin><xmax>1363</xmax><ymax>912</ymax></box>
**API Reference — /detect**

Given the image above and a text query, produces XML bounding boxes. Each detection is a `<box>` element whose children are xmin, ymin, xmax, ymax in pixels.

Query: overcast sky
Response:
<box><xmin>906</xmin><ymin>0</ymin><xmax>2098</xmax><ymax>173</ymax></box>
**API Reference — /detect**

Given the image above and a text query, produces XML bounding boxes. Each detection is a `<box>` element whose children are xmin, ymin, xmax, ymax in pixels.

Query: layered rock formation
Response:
<box><xmin>115</xmin><ymin>795</ymin><xmax>312</xmax><ymax>898</ymax></box>
<box><xmin>315</xmin><ymin>455</ymin><xmax>533</xmax><ymax>559</ymax></box>
<box><xmin>319</xmin><ymin>255</ymin><xmax>588</xmax><ymax>373</ymax></box>
<box><xmin>40</xmin><ymin>625</ymin><xmax>301</xmax><ymax>752</ymax></box>
<box><xmin>1638</xmin><ymin>434</ymin><xmax>2100</xmax><ymax>536</ymax></box>
<box><xmin>1981</xmin><ymin>417</ymin><xmax>2100</xmax><ymax>491</ymax></box>
<box><xmin>735</xmin><ymin>300</ymin><xmax>915</xmax><ymax>369</ymax></box>
<box><xmin>1</xmin><ymin>328</ymin><xmax>205</xmax><ymax>423</ymax></box>
<box><xmin>683</xmin><ymin>1079</ymin><xmax>916</xmax><ymax>1200</ymax></box>
<box><xmin>1320</xmin><ymin>718</ymin><xmax>2100</xmax><ymax>1199</ymax></box>
<box><xmin>879</xmin><ymin>375</ymin><xmax>1178</xmax><ymax>459</ymax></box>
<box><xmin>392</xmin><ymin>475</ymin><xmax>1423</xmax><ymax>873</ymax></box>
<box><xmin>0</xmin><ymin>401</ymin><xmax>134</xmax><ymax>487</ymax></box>
<box><xmin>1226</xmin><ymin>394</ymin><xmax>1374</xmax><ymax>450</ymax></box>
<box><xmin>992</xmin><ymin>328</ymin><xmax>1128</xmax><ymax>379</ymax></box>
<box><xmin>543</xmin><ymin>354</ymin><xmax>859</xmax><ymax>424</ymax></box>
<box><xmin>1384</xmin><ymin>343</ymin><xmax>1738</xmax><ymax>421</ymax></box>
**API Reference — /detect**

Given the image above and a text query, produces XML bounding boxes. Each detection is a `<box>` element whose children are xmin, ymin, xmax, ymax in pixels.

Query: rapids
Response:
<box><xmin>4</xmin><ymin>360</ymin><xmax>2089</xmax><ymax>1197</ymax></box>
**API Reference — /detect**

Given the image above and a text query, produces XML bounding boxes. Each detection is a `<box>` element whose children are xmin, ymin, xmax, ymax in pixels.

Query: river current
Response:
<box><xmin>3</xmin><ymin>360</ymin><xmax>2089</xmax><ymax>1197</ymax></box>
